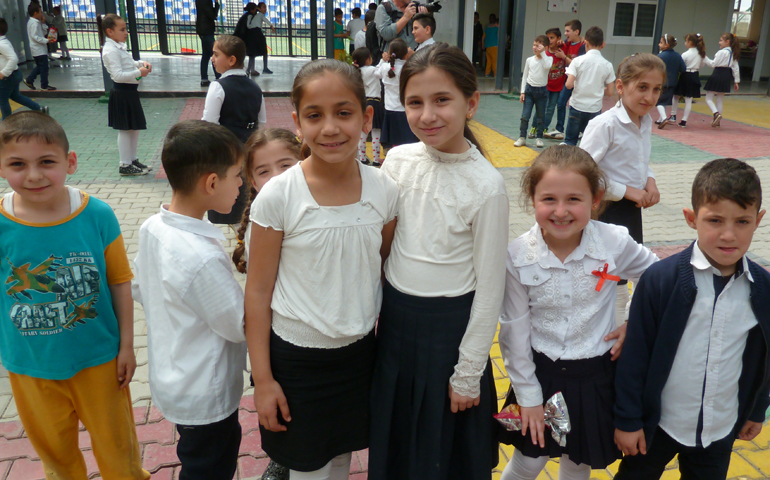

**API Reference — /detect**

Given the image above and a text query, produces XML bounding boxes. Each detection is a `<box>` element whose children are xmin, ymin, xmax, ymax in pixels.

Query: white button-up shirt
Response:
<box><xmin>659</xmin><ymin>242</ymin><xmax>757</xmax><ymax>447</ymax></box>
<box><xmin>704</xmin><ymin>47</ymin><xmax>741</xmax><ymax>84</ymax></box>
<box><xmin>415</xmin><ymin>37</ymin><xmax>435</xmax><ymax>51</ymax></box>
<box><xmin>374</xmin><ymin>58</ymin><xmax>405</xmax><ymax>111</ymax></box>
<box><xmin>565</xmin><ymin>49</ymin><xmax>616</xmax><ymax>113</ymax></box>
<box><xmin>0</xmin><ymin>36</ymin><xmax>19</xmax><ymax>78</ymax></box>
<box><xmin>27</xmin><ymin>17</ymin><xmax>48</xmax><ymax>57</ymax></box>
<box><xmin>102</xmin><ymin>37</ymin><xmax>144</xmax><ymax>84</ymax></box>
<box><xmin>201</xmin><ymin>68</ymin><xmax>267</xmax><ymax>126</ymax></box>
<box><xmin>247</xmin><ymin>12</ymin><xmax>272</xmax><ymax>29</ymax></box>
<box><xmin>580</xmin><ymin>101</ymin><xmax>654</xmax><ymax>202</ymax></box>
<box><xmin>499</xmin><ymin>221</ymin><xmax>658</xmax><ymax>407</ymax></box>
<box><xmin>682</xmin><ymin>47</ymin><xmax>704</xmax><ymax>72</ymax></box>
<box><xmin>132</xmin><ymin>206</ymin><xmax>247</xmax><ymax>426</ymax></box>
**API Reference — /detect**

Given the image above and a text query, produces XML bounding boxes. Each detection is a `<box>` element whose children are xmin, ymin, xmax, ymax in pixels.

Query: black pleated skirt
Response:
<box><xmin>498</xmin><ymin>350</ymin><xmax>621</xmax><ymax>470</ymax></box>
<box><xmin>381</xmin><ymin>110</ymin><xmax>418</xmax><ymax>146</ymax></box>
<box><xmin>207</xmin><ymin>180</ymin><xmax>250</xmax><ymax>224</ymax></box>
<box><xmin>108</xmin><ymin>83</ymin><xmax>146</xmax><ymax>130</ymax></box>
<box><xmin>369</xmin><ymin>281</ymin><xmax>499</xmax><ymax>480</ymax></box>
<box><xmin>704</xmin><ymin>66</ymin><xmax>734</xmax><ymax>93</ymax></box>
<box><xmin>656</xmin><ymin>85</ymin><xmax>675</xmax><ymax>107</ymax></box>
<box><xmin>260</xmin><ymin>329</ymin><xmax>375</xmax><ymax>472</ymax></box>
<box><xmin>674</xmin><ymin>71</ymin><xmax>702</xmax><ymax>98</ymax></box>
<box><xmin>246</xmin><ymin>27</ymin><xmax>267</xmax><ymax>57</ymax></box>
<box><xmin>600</xmin><ymin>198</ymin><xmax>643</xmax><ymax>244</ymax></box>
<box><xmin>368</xmin><ymin>97</ymin><xmax>385</xmax><ymax>130</ymax></box>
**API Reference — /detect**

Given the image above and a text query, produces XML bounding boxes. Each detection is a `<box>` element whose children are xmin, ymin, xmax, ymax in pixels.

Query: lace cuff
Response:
<box><xmin>449</xmin><ymin>353</ymin><xmax>487</xmax><ymax>398</ymax></box>
<box><xmin>511</xmin><ymin>384</ymin><xmax>544</xmax><ymax>408</ymax></box>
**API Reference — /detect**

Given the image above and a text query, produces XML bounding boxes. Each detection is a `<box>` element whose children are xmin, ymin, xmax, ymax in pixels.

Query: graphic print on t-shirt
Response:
<box><xmin>6</xmin><ymin>251</ymin><xmax>101</xmax><ymax>336</ymax></box>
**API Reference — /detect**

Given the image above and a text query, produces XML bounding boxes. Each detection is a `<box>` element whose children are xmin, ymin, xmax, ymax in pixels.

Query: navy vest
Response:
<box><xmin>217</xmin><ymin>74</ymin><xmax>263</xmax><ymax>143</ymax></box>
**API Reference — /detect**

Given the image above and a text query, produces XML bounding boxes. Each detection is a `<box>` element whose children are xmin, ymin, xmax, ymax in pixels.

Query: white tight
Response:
<box><xmin>117</xmin><ymin>130</ymin><xmax>139</xmax><ymax>166</ymax></box>
<box><xmin>358</xmin><ymin>131</ymin><xmax>368</xmax><ymax>161</ymax></box>
<box><xmin>671</xmin><ymin>96</ymin><xmax>694</xmax><ymax>121</ymax></box>
<box><xmin>290</xmin><ymin>453</ymin><xmax>351</xmax><ymax>480</ymax></box>
<box><xmin>500</xmin><ymin>451</ymin><xmax>590</xmax><ymax>480</ymax></box>
<box><xmin>656</xmin><ymin>105</ymin><xmax>667</xmax><ymax>121</ymax></box>
<box><xmin>371</xmin><ymin>128</ymin><xmax>381</xmax><ymax>161</ymax></box>
<box><xmin>705</xmin><ymin>91</ymin><xmax>724</xmax><ymax>114</ymax></box>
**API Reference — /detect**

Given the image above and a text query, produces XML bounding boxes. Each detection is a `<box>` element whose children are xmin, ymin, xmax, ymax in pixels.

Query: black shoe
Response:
<box><xmin>119</xmin><ymin>164</ymin><xmax>149</xmax><ymax>176</ymax></box>
<box><xmin>45</xmin><ymin>86</ymin><xmax>57</xmax><ymax>91</ymax></box>
<box><xmin>360</xmin><ymin>157</ymin><xmax>372</xmax><ymax>166</ymax></box>
<box><xmin>24</xmin><ymin>79</ymin><xmax>35</xmax><ymax>90</ymax></box>
<box><xmin>262</xmin><ymin>460</ymin><xmax>289</xmax><ymax>480</ymax></box>
<box><xmin>678</xmin><ymin>120</ymin><xmax>687</xmax><ymax>127</ymax></box>
<box><xmin>132</xmin><ymin>159</ymin><xmax>152</xmax><ymax>172</ymax></box>
<box><xmin>263</xmin><ymin>68</ymin><xmax>273</xmax><ymax>74</ymax></box>
<box><xmin>372</xmin><ymin>160</ymin><xmax>382</xmax><ymax>168</ymax></box>
<box><xmin>41</xmin><ymin>106</ymin><xmax>50</xmax><ymax>115</ymax></box>
<box><xmin>251</xmin><ymin>70</ymin><xmax>260</xmax><ymax>76</ymax></box>
<box><xmin>201</xmin><ymin>79</ymin><xmax>211</xmax><ymax>87</ymax></box>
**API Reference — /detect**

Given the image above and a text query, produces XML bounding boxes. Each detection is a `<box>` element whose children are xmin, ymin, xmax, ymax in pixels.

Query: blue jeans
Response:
<box><xmin>555</xmin><ymin>86</ymin><xmax>573</xmax><ymax>132</ymax></box>
<box><xmin>543</xmin><ymin>90</ymin><xmax>560</xmax><ymax>131</ymax></box>
<box><xmin>1</xmin><ymin>69</ymin><xmax>41</xmax><ymax>119</ymax></box>
<box><xmin>199</xmin><ymin>34</ymin><xmax>220</xmax><ymax>80</ymax></box>
<box><xmin>564</xmin><ymin>106</ymin><xmax>600</xmax><ymax>146</ymax></box>
<box><xmin>520</xmin><ymin>84</ymin><xmax>548</xmax><ymax>139</ymax></box>
<box><xmin>27</xmin><ymin>55</ymin><xmax>49</xmax><ymax>89</ymax></box>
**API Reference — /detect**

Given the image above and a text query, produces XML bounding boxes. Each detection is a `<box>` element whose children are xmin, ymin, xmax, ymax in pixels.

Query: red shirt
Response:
<box><xmin>546</xmin><ymin>48</ymin><xmax>567</xmax><ymax>92</ymax></box>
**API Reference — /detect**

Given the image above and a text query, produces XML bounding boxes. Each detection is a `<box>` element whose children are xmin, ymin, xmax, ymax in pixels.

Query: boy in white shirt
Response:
<box><xmin>514</xmin><ymin>35</ymin><xmax>553</xmax><ymax>148</ymax></box>
<box><xmin>412</xmin><ymin>13</ymin><xmax>436</xmax><ymax>51</ymax></box>
<box><xmin>24</xmin><ymin>3</ymin><xmax>56</xmax><ymax>91</ymax></box>
<box><xmin>132</xmin><ymin>120</ymin><xmax>247</xmax><ymax>480</ymax></box>
<box><xmin>347</xmin><ymin>7</ymin><xmax>365</xmax><ymax>54</ymax></box>
<box><xmin>563</xmin><ymin>26</ymin><xmax>615</xmax><ymax>146</ymax></box>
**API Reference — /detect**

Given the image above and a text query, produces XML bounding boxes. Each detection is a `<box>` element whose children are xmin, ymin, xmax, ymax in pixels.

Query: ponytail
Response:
<box><xmin>231</xmin><ymin>186</ymin><xmax>258</xmax><ymax>274</ymax></box>
<box><xmin>724</xmin><ymin>32</ymin><xmax>740</xmax><ymax>61</ymax></box>
<box><xmin>387</xmin><ymin>38</ymin><xmax>409</xmax><ymax>78</ymax></box>
<box><xmin>686</xmin><ymin>32</ymin><xmax>706</xmax><ymax>58</ymax></box>
<box><xmin>97</xmin><ymin>13</ymin><xmax>122</xmax><ymax>46</ymax></box>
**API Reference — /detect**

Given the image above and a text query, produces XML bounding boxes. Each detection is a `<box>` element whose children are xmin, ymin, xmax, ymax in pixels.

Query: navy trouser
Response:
<box><xmin>26</xmin><ymin>55</ymin><xmax>49</xmax><ymax>89</ymax></box>
<box><xmin>543</xmin><ymin>90</ymin><xmax>560</xmax><ymax>131</ymax></box>
<box><xmin>0</xmin><ymin>69</ymin><xmax>41</xmax><ymax>119</ymax></box>
<box><xmin>564</xmin><ymin>106</ymin><xmax>600</xmax><ymax>146</ymax></box>
<box><xmin>199</xmin><ymin>34</ymin><xmax>221</xmax><ymax>81</ymax></box>
<box><xmin>520</xmin><ymin>84</ymin><xmax>548</xmax><ymax>139</ymax></box>
<box><xmin>176</xmin><ymin>410</ymin><xmax>241</xmax><ymax>480</ymax></box>
<box><xmin>555</xmin><ymin>86</ymin><xmax>573</xmax><ymax>132</ymax></box>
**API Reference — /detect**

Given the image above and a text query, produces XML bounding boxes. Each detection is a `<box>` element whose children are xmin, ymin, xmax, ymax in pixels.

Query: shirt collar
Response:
<box><xmin>516</xmin><ymin>221</ymin><xmax>608</xmax><ymax>269</ymax></box>
<box><xmin>691</xmin><ymin>240</ymin><xmax>752</xmax><ymax>282</ymax></box>
<box><xmin>159</xmin><ymin>205</ymin><xmax>226</xmax><ymax>241</ymax></box>
<box><xmin>220</xmin><ymin>68</ymin><xmax>247</xmax><ymax>78</ymax></box>
<box><xmin>613</xmin><ymin>100</ymin><xmax>652</xmax><ymax>130</ymax></box>
<box><xmin>584</xmin><ymin>49</ymin><xmax>601</xmax><ymax>57</ymax></box>
<box><xmin>105</xmin><ymin>37</ymin><xmax>127</xmax><ymax>50</ymax></box>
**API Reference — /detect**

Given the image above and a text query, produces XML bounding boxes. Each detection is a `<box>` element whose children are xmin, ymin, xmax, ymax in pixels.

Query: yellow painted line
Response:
<box><xmin>469</xmin><ymin>120</ymin><xmax>539</xmax><ymax>168</ymax></box>
<box><xmin>148</xmin><ymin>43</ymin><xmax>159</xmax><ymax>50</ymax></box>
<box><xmin>689</xmin><ymin>96</ymin><xmax>770</xmax><ymax>130</ymax></box>
<box><xmin>292</xmin><ymin>41</ymin><xmax>308</xmax><ymax>54</ymax></box>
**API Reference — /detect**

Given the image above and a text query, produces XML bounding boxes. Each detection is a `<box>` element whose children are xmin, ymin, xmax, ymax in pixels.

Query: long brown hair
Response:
<box><xmin>616</xmin><ymin>53</ymin><xmax>667</xmax><ymax>93</ymax></box>
<box><xmin>214</xmin><ymin>35</ymin><xmax>247</xmax><ymax>69</ymax></box>
<box><xmin>96</xmin><ymin>13</ymin><xmax>122</xmax><ymax>46</ymax></box>
<box><xmin>722</xmin><ymin>32</ymin><xmax>740</xmax><ymax>61</ymax></box>
<box><xmin>685</xmin><ymin>33</ymin><xmax>706</xmax><ymax>58</ymax></box>
<box><xmin>399</xmin><ymin>42</ymin><xmax>487</xmax><ymax>158</ymax></box>
<box><xmin>387</xmin><ymin>38</ymin><xmax>409</xmax><ymax>78</ymax></box>
<box><xmin>232</xmin><ymin>128</ymin><xmax>302</xmax><ymax>273</ymax></box>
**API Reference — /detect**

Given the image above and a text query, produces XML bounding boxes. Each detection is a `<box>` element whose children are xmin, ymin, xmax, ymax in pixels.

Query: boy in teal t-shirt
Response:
<box><xmin>334</xmin><ymin>8</ymin><xmax>347</xmax><ymax>61</ymax></box>
<box><xmin>483</xmin><ymin>14</ymin><xmax>499</xmax><ymax>76</ymax></box>
<box><xmin>0</xmin><ymin>111</ymin><xmax>149</xmax><ymax>479</ymax></box>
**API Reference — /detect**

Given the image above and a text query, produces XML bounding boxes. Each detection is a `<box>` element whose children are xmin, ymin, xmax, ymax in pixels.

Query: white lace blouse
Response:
<box><xmin>381</xmin><ymin>142</ymin><xmax>509</xmax><ymax>398</ymax></box>
<box><xmin>499</xmin><ymin>221</ymin><xmax>658</xmax><ymax>407</ymax></box>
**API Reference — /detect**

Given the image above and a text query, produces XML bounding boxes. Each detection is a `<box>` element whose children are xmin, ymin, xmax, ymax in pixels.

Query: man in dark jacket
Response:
<box><xmin>196</xmin><ymin>0</ymin><xmax>220</xmax><ymax>86</ymax></box>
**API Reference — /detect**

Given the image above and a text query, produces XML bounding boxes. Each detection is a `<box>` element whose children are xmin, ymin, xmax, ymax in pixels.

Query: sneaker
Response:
<box><xmin>263</xmin><ymin>68</ymin><xmax>273</xmax><ymax>74</ymax></box>
<box><xmin>535</xmin><ymin>138</ymin><xmax>544</xmax><ymax>148</ymax></box>
<box><xmin>251</xmin><ymin>70</ymin><xmax>260</xmax><ymax>77</ymax></box>
<box><xmin>372</xmin><ymin>160</ymin><xmax>382</xmax><ymax>168</ymax></box>
<box><xmin>44</xmin><ymin>86</ymin><xmax>57</xmax><ymax>91</ymax></box>
<box><xmin>654</xmin><ymin>119</ymin><xmax>662</xmax><ymax>125</ymax></box>
<box><xmin>41</xmin><ymin>106</ymin><xmax>49</xmax><ymax>115</ymax></box>
<box><xmin>551</xmin><ymin>131</ymin><xmax>564</xmax><ymax>140</ymax></box>
<box><xmin>132</xmin><ymin>159</ymin><xmax>152</xmax><ymax>172</ymax></box>
<box><xmin>668</xmin><ymin>115</ymin><xmax>676</xmax><ymax>123</ymax></box>
<box><xmin>657</xmin><ymin>118</ymin><xmax>669</xmax><ymax>129</ymax></box>
<box><xmin>360</xmin><ymin>157</ymin><xmax>372</xmax><ymax>166</ymax></box>
<box><xmin>543</xmin><ymin>128</ymin><xmax>559</xmax><ymax>139</ymax></box>
<box><xmin>262</xmin><ymin>460</ymin><xmax>289</xmax><ymax>480</ymax></box>
<box><xmin>678</xmin><ymin>120</ymin><xmax>687</xmax><ymax>128</ymax></box>
<box><xmin>23</xmin><ymin>79</ymin><xmax>35</xmax><ymax>90</ymax></box>
<box><xmin>201</xmin><ymin>79</ymin><xmax>211</xmax><ymax>87</ymax></box>
<box><xmin>711</xmin><ymin>112</ymin><xmax>722</xmax><ymax>128</ymax></box>
<box><xmin>514</xmin><ymin>137</ymin><xmax>526</xmax><ymax>147</ymax></box>
<box><xmin>119</xmin><ymin>164</ymin><xmax>149</xmax><ymax>176</ymax></box>
<box><xmin>527</xmin><ymin>127</ymin><xmax>536</xmax><ymax>139</ymax></box>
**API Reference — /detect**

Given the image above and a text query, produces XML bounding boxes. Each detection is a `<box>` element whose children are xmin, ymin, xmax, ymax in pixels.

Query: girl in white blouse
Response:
<box><xmin>352</xmin><ymin>47</ymin><xmax>384</xmax><ymax>166</ymax></box>
<box><xmin>369</xmin><ymin>43</ymin><xmax>508</xmax><ymax>480</ymax></box>
<box><xmin>703</xmin><ymin>32</ymin><xmax>741</xmax><ymax>128</ymax></box>
<box><xmin>374</xmin><ymin>38</ymin><xmax>418</xmax><ymax>148</ymax></box>
<box><xmin>498</xmin><ymin>146</ymin><xmax>658</xmax><ymax>480</ymax></box>
<box><xmin>672</xmin><ymin>33</ymin><xmax>706</xmax><ymax>128</ymax></box>
<box><xmin>245</xmin><ymin>59</ymin><xmax>398</xmax><ymax>480</ymax></box>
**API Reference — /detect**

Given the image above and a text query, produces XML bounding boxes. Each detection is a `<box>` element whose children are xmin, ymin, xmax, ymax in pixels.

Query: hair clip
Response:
<box><xmin>237</xmin><ymin>239</ymin><xmax>244</xmax><ymax>245</ymax></box>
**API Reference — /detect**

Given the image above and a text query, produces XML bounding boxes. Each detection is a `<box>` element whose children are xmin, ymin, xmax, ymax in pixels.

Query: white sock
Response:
<box><xmin>682</xmin><ymin>97</ymin><xmax>693</xmax><ymax>121</ymax></box>
<box><xmin>501</xmin><ymin>451</ymin><xmax>548</xmax><ymax>480</ymax></box>
<box><xmin>656</xmin><ymin>105</ymin><xmax>667</xmax><ymax>121</ymax></box>
<box><xmin>358</xmin><ymin>131</ymin><xmax>368</xmax><ymax>161</ymax></box>
<box><xmin>705</xmin><ymin>91</ymin><xmax>718</xmax><ymax>114</ymax></box>
<box><xmin>371</xmin><ymin>128</ymin><xmax>381</xmax><ymax>161</ymax></box>
<box><xmin>671</xmin><ymin>96</ymin><xmax>679</xmax><ymax>117</ymax></box>
<box><xmin>117</xmin><ymin>131</ymin><xmax>133</xmax><ymax>166</ymax></box>
<box><xmin>558</xmin><ymin>455</ymin><xmax>591</xmax><ymax>480</ymax></box>
<box><xmin>290</xmin><ymin>453</ymin><xmax>351</xmax><ymax>480</ymax></box>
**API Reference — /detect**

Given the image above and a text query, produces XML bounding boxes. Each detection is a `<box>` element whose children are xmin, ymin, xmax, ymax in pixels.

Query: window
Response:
<box><xmin>607</xmin><ymin>0</ymin><xmax>657</xmax><ymax>45</ymax></box>
<box><xmin>731</xmin><ymin>0</ymin><xmax>753</xmax><ymax>38</ymax></box>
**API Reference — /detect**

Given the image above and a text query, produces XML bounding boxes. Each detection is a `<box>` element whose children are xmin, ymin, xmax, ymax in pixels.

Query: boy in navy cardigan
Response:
<box><xmin>614</xmin><ymin>158</ymin><xmax>770</xmax><ymax>480</ymax></box>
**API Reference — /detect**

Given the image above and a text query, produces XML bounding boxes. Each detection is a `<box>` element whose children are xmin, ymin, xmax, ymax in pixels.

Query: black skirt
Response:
<box><xmin>246</xmin><ymin>27</ymin><xmax>267</xmax><ymax>57</ymax></box>
<box><xmin>58</xmin><ymin>34</ymin><xmax>68</xmax><ymax>43</ymax></box>
<box><xmin>674</xmin><ymin>71</ymin><xmax>702</xmax><ymax>98</ymax></box>
<box><xmin>600</xmin><ymin>198</ymin><xmax>643</xmax><ymax>244</ymax></box>
<box><xmin>498</xmin><ymin>350</ymin><xmax>621</xmax><ymax>470</ymax></box>
<box><xmin>108</xmin><ymin>83</ymin><xmax>146</xmax><ymax>130</ymax></box>
<box><xmin>656</xmin><ymin>85</ymin><xmax>675</xmax><ymax>107</ymax></box>
<box><xmin>207</xmin><ymin>180</ymin><xmax>250</xmax><ymax>224</ymax></box>
<box><xmin>369</xmin><ymin>281</ymin><xmax>498</xmax><ymax>480</ymax></box>
<box><xmin>260</xmin><ymin>329</ymin><xmax>375</xmax><ymax>472</ymax></box>
<box><xmin>704</xmin><ymin>66</ymin><xmax>734</xmax><ymax>93</ymax></box>
<box><xmin>368</xmin><ymin>97</ymin><xmax>385</xmax><ymax>130</ymax></box>
<box><xmin>381</xmin><ymin>110</ymin><xmax>418</xmax><ymax>146</ymax></box>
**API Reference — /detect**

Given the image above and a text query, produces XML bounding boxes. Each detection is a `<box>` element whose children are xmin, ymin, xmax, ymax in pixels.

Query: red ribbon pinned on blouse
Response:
<box><xmin>591</xmin><ymin>263</ymin><xmax>621</xmax><ymax>291</ymax></box>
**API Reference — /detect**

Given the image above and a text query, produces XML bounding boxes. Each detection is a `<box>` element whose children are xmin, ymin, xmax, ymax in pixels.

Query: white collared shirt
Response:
<box><xmin>354</xmin><ymin>29</ymin><xmax>367</xmax><ymax>50</ymax></box>
<box><xmin>101</xmin><ymin>37</ymin><xmax>144</xmax><ymax>84</ymax></box>
<box><xmin>0</xmin><ymin>36</ymin><xmax>19</xmax><ymax>78</ymax></box>
<box><xmin>415</xmin><ymin>37</ymin><xmax>435</xmax><ymax>51</ymax></box>
<box><xmin>132</xmin><ymin>206</ymin><xmax>247</xmax><ymax>426</ymax></box>
<box><xmin>520</xmin><ymin>51</ymin><xmax>553</xmax><ymax>91</ymax></box>
<box><xmin>27</xmin><ymin>17</ymin><xmax>48</xmax><ymax>57</ymax></box>
<box><xmin>580</xmin><ymin>101</ymin><xmax>654</xmax><ymax>202</ymax></box>
<box><xmin>201</xmin><ymin>68</ymin><xmax>267</xmax><ymax>125</ymax></box>
<box><xmin>359</xmin><ymin>65</ymin><xmax>381</xmax><ymax>98</ymax></box>
<box><xmin>704</xmin><ymin>47</ymin><xmax>741</xmax><ymax>84</ymax></box>
<box><xmin>659</xmin><ymin>242</ymin><xmax>757</xmax><ymax>447</ymax></box>
<box><xmin>499</xmin><ymin>221</ymin><xmax>658</xmax><ymax>407</ymax></box>
<box><xmin>565</xmin><ymin>49</ymin><xmax>616</xmax><ymax>113</ymax></box>
<box><xmin>682</xmin><ymin>47</ymin><xmax>704</xmax><ymax>72</ymax></box>
<box><xmin>374</xmin><ymin>58</ymin><xmax>405</xmax><ymax>111</ymax></box>
<box><xmin>247</xmin><ymin>12</ymin><xmax>272</xmax><ymax>29</ymax></box>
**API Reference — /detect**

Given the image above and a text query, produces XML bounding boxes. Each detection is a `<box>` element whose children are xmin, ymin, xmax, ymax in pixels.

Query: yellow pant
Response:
<box><xmin>335</xmin><ymin>49</ymin><xmax>346</xmax><ymax>61</ymax></box>
<box><xmin>9</xmin><ymin>359</ymin><xmax>150</xmax><ymax>480</ymax></box>
<box><xmin>485</xmin><ymin>46</ymin><xmax>498</xmax><ymax>76</ymax></box>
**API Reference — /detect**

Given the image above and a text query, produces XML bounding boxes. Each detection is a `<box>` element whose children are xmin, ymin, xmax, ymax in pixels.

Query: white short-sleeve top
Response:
<box><xmin>250</xmin><ymin>162</ymin><xmax>399</xmax><ymax>348</ymax></box>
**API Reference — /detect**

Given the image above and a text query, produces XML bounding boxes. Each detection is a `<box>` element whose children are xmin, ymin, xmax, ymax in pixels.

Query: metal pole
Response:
<box><xmin>325</xmin><ymin>0</ymin><xmax>334</xmax><ymax>59</ymax></box>
<box><xmin>494</xmin><ymin>0</ymin><xmax>510</xmax><ymax>91</ymax></box>
<box><xmin>651</xmin><ymin>0</ymin><xmax>666</xmax><ymax>54</ymax></box>
<box><xmin>456</xmin><ymin>0</ymin><xmax>465</xmax><ymax>49</ymax></box>
<box><xmin>125</xmin><ymin>0</ymin><xmax>141</xmax><ymax>59</ymax></box>
<box><xmin>509</xmin><ymin>0</ymin><xmax>525</xmax><ymax>94</ymax></box>
<box><xmin>156</xmin><ymin>0</ymin><xmax>169</xmax><ymax>54</ymax></box>
<box><xmin>310</xmin><ymin>0</ymin><xmax>318</xmax><ymax>59</ymax></box>
<box><xmin>287</xmin><ymin>0</ymin><xmax>294</xmax><ymax>56</ymax></box>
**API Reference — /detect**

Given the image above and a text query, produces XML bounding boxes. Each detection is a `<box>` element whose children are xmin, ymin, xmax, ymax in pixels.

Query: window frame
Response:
<box><xmin>731</xmin><ymin>0</ymin><xmax>754</xmax><ymax>38</ymax></box>
<box><xmin>606</xmin><ymin>0</ymin><xmax>659</xmax><ymax>46</ymax></box>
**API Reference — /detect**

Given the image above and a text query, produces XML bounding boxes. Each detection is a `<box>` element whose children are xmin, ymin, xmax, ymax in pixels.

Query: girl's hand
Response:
<box><xmin>116</xmin><ymin>346</ymin><xmax>136</xmax><ymax>390</ymax></box>
<box><xmin>254</xmin><ymin>379</ymin><xmax>292</xmax><ymax>432</ymax></box>
<box><xmin>615</xmin><ymin>428</ymin><xmax>647</xmax><ymax>455</ymax></box>
<box><xmin>143</xmin><ymin>61</ymin><xmax>152</xmax><ymax>72</ymax></box>
<box><xmin>734</xmin><ymin>83</ymin><xmax>740</xmax><ymax>92</ymax></box>
<box><xmin>448</xmin><ymin>383</ymin><xmax>480</xmax><ymax>413</ymax></box>
<box><xmin>643</xmin><ymin>178</ymin><xmax>660</xmax><ymax>208</ymax></box>
<box><xmin>139</xmin><ymin>67</ymin><xmax>150</xmax><ymax>77</ymax></box>
<box><xmin>738</xmin><ymin>420</ymin><xmax>762</xmax><ymax>441</ymax></box>
<box><xmin>624</xmin><ymin>187</ymin><xmax>648</xmax><ymax>208</ymax></box>
<box><xmin>520</xmin><ymin>405</ymin><xmax>546</xmax><ymax>447</ymax></box>
<box><xmin>519</xmin><ymin>93</ymin><xmax>525</xmax><ymax>103</ymax></box>
<box><xmin>382</xmin><ymin>52</ymin><xmax>389</xmax><ymax>62</ymax></box>
<box><xmin>605</xmin><ymin>321</ymin><xmax>628</xmax><ymax>361</ymax></box>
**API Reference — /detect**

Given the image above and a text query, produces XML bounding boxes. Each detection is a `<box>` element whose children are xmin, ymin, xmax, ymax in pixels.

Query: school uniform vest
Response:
<box><xmin>217</xmin><ymin>75</ymin><xmax>263</xmax><ymax>143</ymax></box>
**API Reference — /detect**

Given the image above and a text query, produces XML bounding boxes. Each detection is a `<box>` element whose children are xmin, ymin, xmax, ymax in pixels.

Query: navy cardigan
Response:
<box><xmin>615</xmin><ymin>243</ymin><xmax>770</xmax><ymax>445</ymax></box>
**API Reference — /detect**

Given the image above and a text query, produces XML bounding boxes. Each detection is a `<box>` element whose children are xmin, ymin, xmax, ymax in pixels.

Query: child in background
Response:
<box><xmin>0</xmin><ymin>18</ymin><xmax>48</xmax><ymax>119</ymax></box>
<box><xmin>347</xmin><ymin>7</ymin><xmax>365</xmax><ymax>55</ymax></box>
<box><xmin>202</xmin><ymin>34</ymin><xmax>265</xmax><ymax>224</ymax></box>
<box><xmin>0</xmin><ymin>112</ymin><xmax>149</xmax><ymax>480</ymax></box>
<box><xmin>580</xmin><ymin>53</ymin><xmax>665</xmax><ymax>321</ymax></box>
<box><xmin>412</xmin><ymin>13</ymin><xmax>436</xmax><ymax>52</ymax></box>
<box><xmin>376</xmin><ymin>38</ymin><xmax>418</xmax><ymax>148</ymax></box>
<box><xmin>483</xmin><ymin>14</ymin><xmax>499</xmax><ymax>77</ymax></box>
<box><xmin>703</xmin><ymin>32</ymin><xmax>740</xmax><ymax>128</ymax></box>
<box><xmin>672</xmin><ymin>33</ymin><xmax>706</xmax><ymax>128</ymax></box>
<box><xmin>655</xmin><ymin>34</ymin><xmax>684</xmax><ymax>129</ymax></box>
<box><xmin>334</xmin><ymin>8</ymin><xmax>347</xmax><ymax>61</ymax></box>
<box><xmin>498</xmin><ymin>145</ymin><xmax>658</xmax><ymax>480</ymax></box>
<box><xmin>51</xmin><ymin>6</ymin><xmax>70</xmax><ymax>60</ymax></box>
<box><xmin>97</xmin><ymin>13</ymin><xmax>152</xmax><ymax>176</ymax></box>
<box><xmin>355</xmin><ymin>10</ymin><xmax>374</xmax><ymax>51</ymax></box>
<box><xmin>540</xmin><ymin>27</ymin><xmax>567</xmax><ymax>139</ymax></box>
<box><xmin>24</xmin><ymin>3</ymin><xmax>56</xmax><ymax>91</ymax></box>
<box><xmin>370</xmin><ymin>43</ymin><xmax>508</xmax><ymax>480</ymax></box>
<box><xmin>246</xmin><ymin>59</ymin><xmax>397</xmax><ymax>480</ymax></box>
<box><xmin>563</xmin><ymin>26</ymin><xmax>615</xmax><ymax>146</ymax></box>
<box><xmin>614</xmin><ymin>158</ymin><xmax>770</xmax><ymax>480</ymax></box>
<box><xmin>515</xmin><ymin>35</ymin><xmax>553</xmax><ymax>149</ymax></box>
<box><xmin>133</xmin><ymin>120</ymin><xmax>247</xmax><ymax>480</ymax></box>
<box><xmin>352</xmin><ymin>47</ymin><xmax>384</xmax><ymax>166</ymax></box>
<box><xmin>234</xmin><ymin>2</ymin><xmax>276</xmax><ymax>77</ymax></box>
<box><xmin>545</xmin><ymin>19</ymin><xmax>585</xmax><ymax>140</ymax></box>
